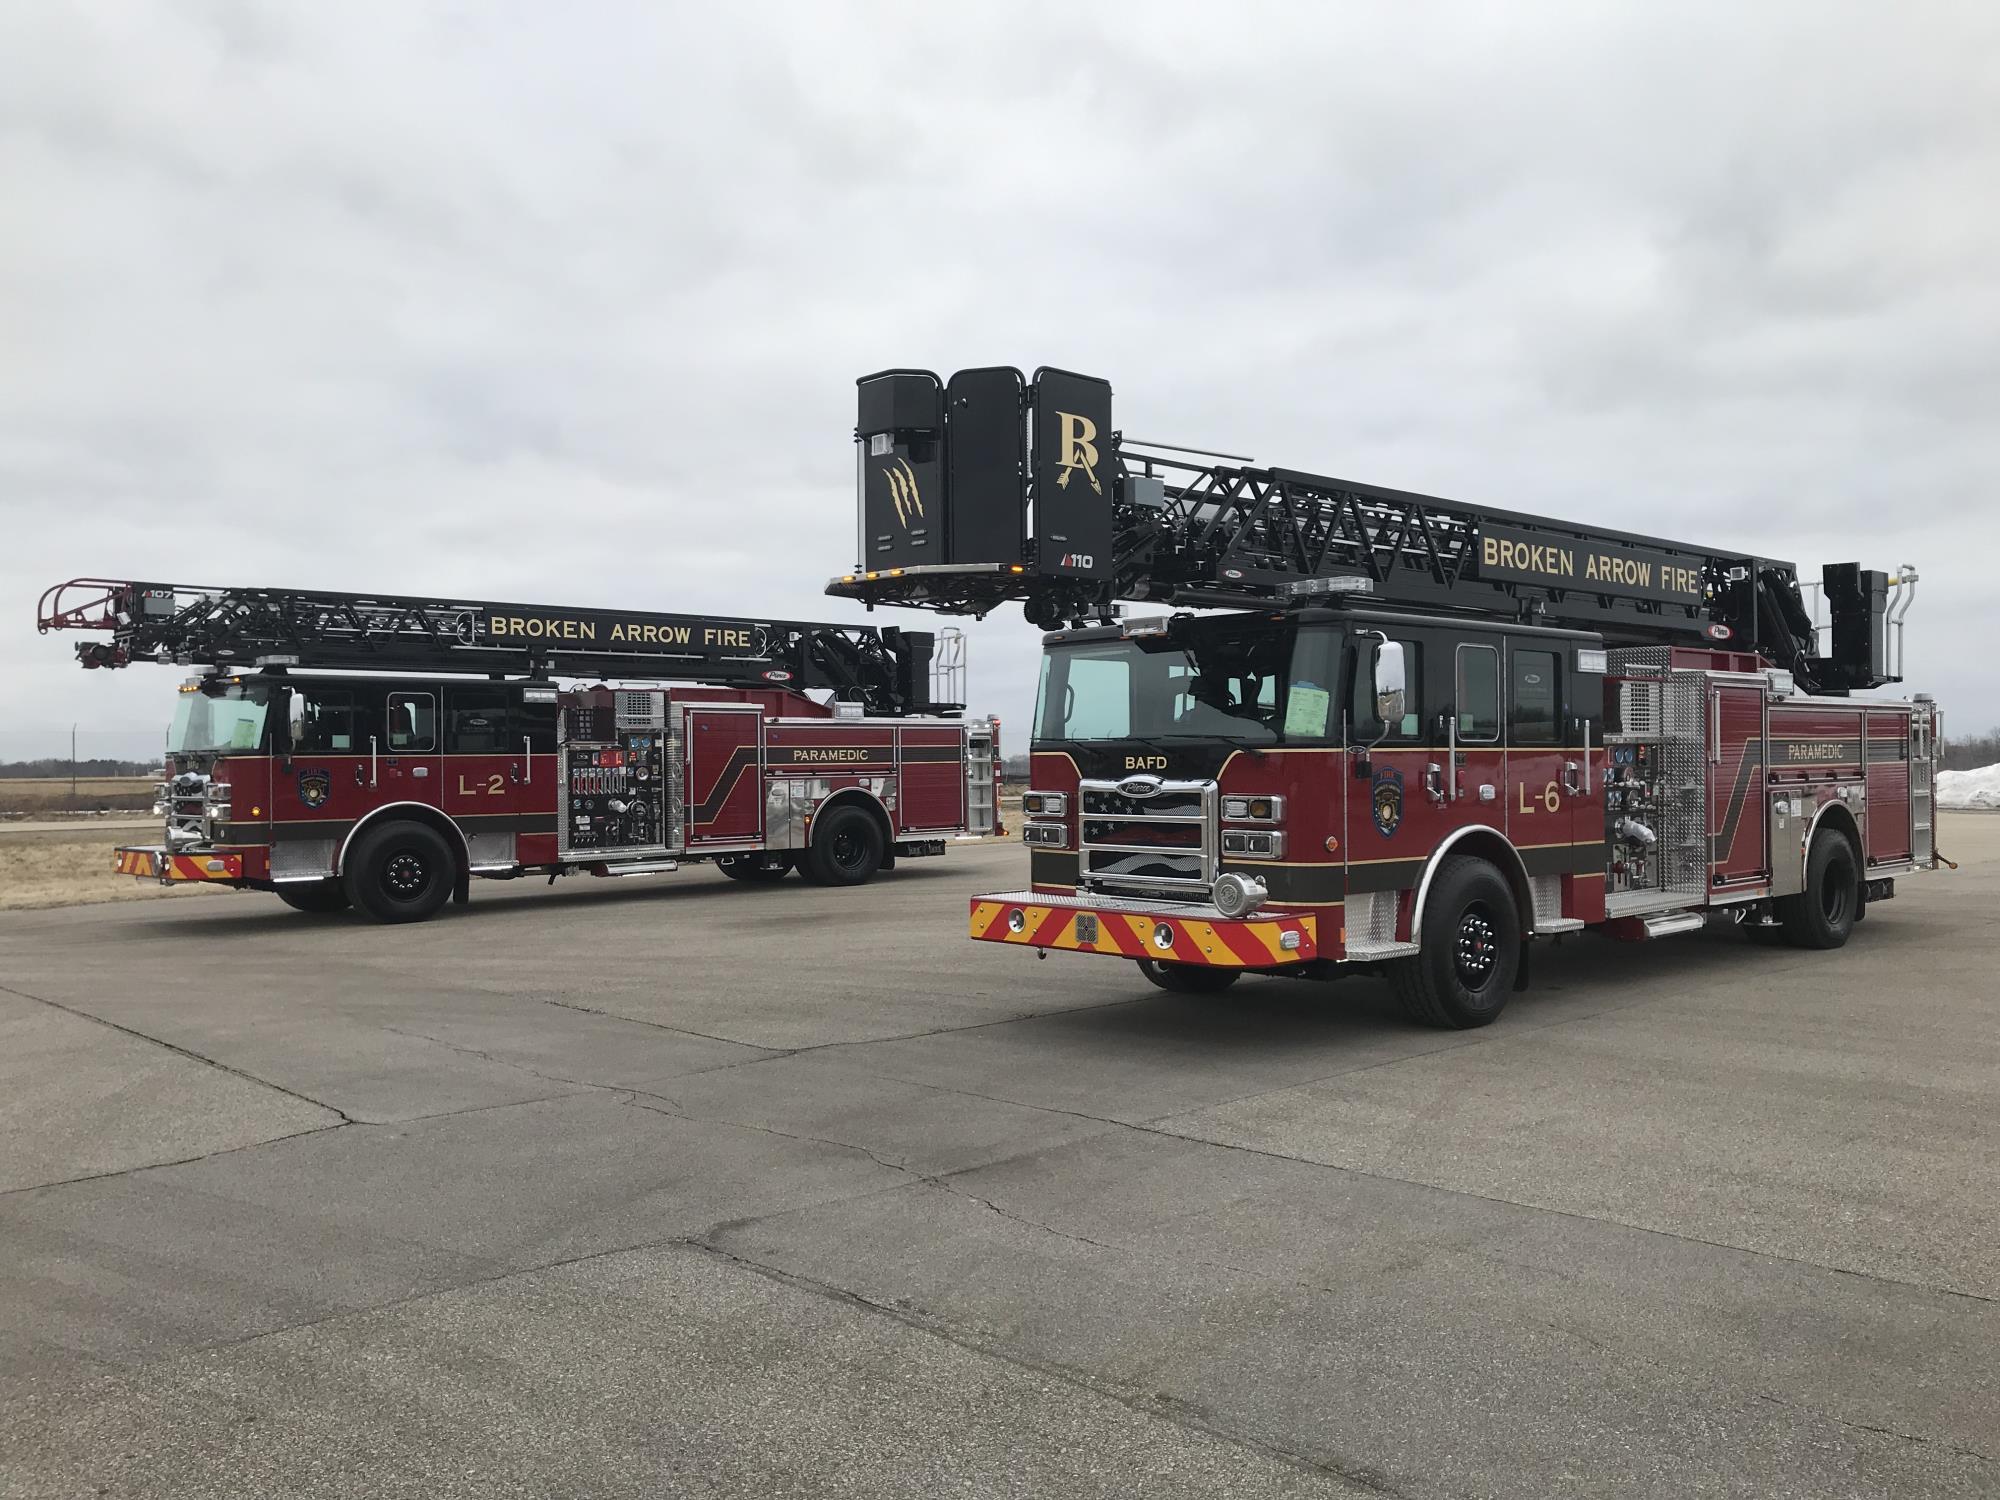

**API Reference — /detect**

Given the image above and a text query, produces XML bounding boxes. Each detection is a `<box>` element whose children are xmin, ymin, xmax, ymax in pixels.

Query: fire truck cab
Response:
<box><xmin>828</xmin><ymin>363</ymin><xmax>1937</xmax><ymax>1027</ymax></box>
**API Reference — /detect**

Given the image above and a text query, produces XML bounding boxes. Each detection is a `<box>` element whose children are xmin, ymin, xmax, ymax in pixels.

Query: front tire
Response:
<box><xmin>343</xmin><ymin>820</ymin><xmax>456</xmax><ymax>924</ymax></box>
<box><xmin>1137</xmin><ymin>959</ymin><xmax>1242</xmax><ymax>994</ymax></box>
<box><xmin>1389</xmin><ymin>855</ymin><xmax>1521</xmax><ymax>1029</ymax></box>
<box><xmin>1777</xmin><ymin>832</ymin><xmax>1859</xmax><ymax>949</ymax></box>
<box><xmin>275</xmin><ymin>881</ymin><xmax>350</xmax><ymax>915</ymax></box>
<box><xmin>800</xmin><ymin>805</ymin><xmax>884</xmax><ymax>886</ymax></box>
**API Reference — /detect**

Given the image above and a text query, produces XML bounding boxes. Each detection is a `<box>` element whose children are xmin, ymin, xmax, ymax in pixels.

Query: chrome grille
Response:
<box><xmin>1077</xmin><ymin>777</ymin><xmax>1215</xmax><ymax>898</ymax></box>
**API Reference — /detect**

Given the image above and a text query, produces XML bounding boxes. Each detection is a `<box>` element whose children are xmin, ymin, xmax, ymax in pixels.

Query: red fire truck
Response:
<box><xmin>38</xmin><ymin>581</ymin><xmax>998</xmax><ymax>921</ymax></box>
<box><xmin>830</xmin><ymin>365</ymin><xmax>1938</xmax><ymax>1027</ymax></box>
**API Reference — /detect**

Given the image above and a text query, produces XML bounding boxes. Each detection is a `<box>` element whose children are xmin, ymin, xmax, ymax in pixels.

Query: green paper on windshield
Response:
<box><xmin>1285</xmin><ymin>684</ymin><xmax>1330</xmax><ymax>737</ymax></box>
<box><xmin>232</xmin><ymin>719</ymin><xmax>258</xmax><ymax>749</ymax></box>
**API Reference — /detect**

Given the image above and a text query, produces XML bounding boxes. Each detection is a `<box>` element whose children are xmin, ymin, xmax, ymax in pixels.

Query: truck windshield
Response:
<box><xmin>168</xmin><ymin>683</ymin><xmax>272</xmax><ymax>755</ymax></box>
<box><xmin>1035</xmin><ymin>621</ymin><xmax>1338</xmax><ymax>745</ymax></box>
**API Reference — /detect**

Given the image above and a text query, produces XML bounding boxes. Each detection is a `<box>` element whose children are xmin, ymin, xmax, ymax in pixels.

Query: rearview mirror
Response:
<box><xmin>1373</xmin><ymin>639</ymin><xmax>1406</xmax><ymax>733</ymax></box>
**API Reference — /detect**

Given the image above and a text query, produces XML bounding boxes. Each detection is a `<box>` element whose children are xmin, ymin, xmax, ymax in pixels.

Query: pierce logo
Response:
<box><xmin>1706</xmin><ymin>623</ymin><xmax>1734</xmax><ymax>641</ymax></box>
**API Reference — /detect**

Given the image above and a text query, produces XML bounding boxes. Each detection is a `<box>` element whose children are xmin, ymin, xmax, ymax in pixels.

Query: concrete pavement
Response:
<box><xmin>1</xmin><ymin>821</ymin><xmax>1994</xmax><ymax>1497</ymax></box>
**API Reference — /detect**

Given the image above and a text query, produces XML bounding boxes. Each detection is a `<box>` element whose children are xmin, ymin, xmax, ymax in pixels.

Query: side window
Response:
<box><xmin>1284</xmin><ymin>625</ymin><xmax>1338</xmax><ymax>741</ymax></box>
<box><xmin>1455</xmin><ymin>644</ymin><xmax>1500</xmax><ymax>742</ymax></box>
<box><xmin>1348</xmin><ymin>638</ymin><xmax>1424</xmax><ymax>740</ymax></box>
<box><xmin>291</xmin><ymin>688</ymin><xmax>357</xmax><ymax>753</ymax></box>
<box><xmin>386</xmin><ymin>691</ymin><xmax>436</xmax><ymax>753</ymax></box>
<box><xmin>1510</xmin><ymin>649</ymin><xmax>1560</xmax><ymax>744</ymax></box>
<box><xmin>446</xmin><ymin>686</ymin><xmax>510</xmax><ymax>753</ymax></box>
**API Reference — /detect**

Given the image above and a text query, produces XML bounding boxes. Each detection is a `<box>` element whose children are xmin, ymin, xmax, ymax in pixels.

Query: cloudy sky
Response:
<box><xmin>4</xmin><ymin>1</ymin><xmax>1996</xmax><ymax>762</ymax></box>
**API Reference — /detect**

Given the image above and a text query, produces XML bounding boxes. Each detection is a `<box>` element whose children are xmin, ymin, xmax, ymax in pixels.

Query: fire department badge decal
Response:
<box><xmin>297</xmin><ymin>768</ymin><xmax>332</xmax><ymax>810</ymax></box>
<box><xmin>1371</xmin><ymin>766</ymin><xmax>1404</xmax><ymax>837</ymax></box>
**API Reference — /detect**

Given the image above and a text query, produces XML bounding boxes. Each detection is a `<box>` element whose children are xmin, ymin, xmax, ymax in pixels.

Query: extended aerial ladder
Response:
<box><xmin>827</xmin><ymin>366</ymin><xmax>1914</xmax><ymax>696</ymax></box>
<box><xmin>39</xmin><ymin>578</ymin><xmax>949</xmax><ymax>716</ymax></box>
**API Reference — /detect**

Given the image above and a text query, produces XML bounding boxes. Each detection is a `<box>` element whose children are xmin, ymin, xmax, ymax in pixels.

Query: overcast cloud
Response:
<box><xmin>4</xmin><ymin>1</ymin><xmax>1997</xmax><ymax>761</ymax></box>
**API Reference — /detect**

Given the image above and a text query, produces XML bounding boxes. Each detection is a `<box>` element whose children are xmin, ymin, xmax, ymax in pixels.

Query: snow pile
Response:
<box><xmin>1937</xmin><ymin>764</ymin><xmax>2000</xmax><ymax>810</ymax></box>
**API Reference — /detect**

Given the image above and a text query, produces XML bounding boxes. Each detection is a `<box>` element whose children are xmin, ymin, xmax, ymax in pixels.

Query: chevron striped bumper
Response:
<box><xmin>970</xmin><ymin>891</ymin><xmax>1318</xmax><ymax>968</ymax></box>
<box><xmin>115</xmin><ymin>846</ymin><xmax>244</xmax><ymax>884</ymax></box>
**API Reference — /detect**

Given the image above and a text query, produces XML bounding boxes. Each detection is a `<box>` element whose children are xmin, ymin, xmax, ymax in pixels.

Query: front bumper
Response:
<box><xmin>116</xmin><ymin>845</ymin><xmax>245</xmax><ymax>885</ymax></box>
<box><xmin>971</xmin><ymin>889</ymin><xmax>1318</xmax><ymax>968</ymax></box>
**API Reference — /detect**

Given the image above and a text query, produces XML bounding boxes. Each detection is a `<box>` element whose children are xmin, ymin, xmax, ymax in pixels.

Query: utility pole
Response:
<box><xmin>71</xmin><ymin>723</ymin><xmax>78</xmax><ymax>806</ymax></box>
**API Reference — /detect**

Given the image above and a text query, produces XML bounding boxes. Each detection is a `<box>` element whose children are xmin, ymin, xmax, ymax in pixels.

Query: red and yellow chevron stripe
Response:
<box><xmin>969</xmin><ymin>897</ymin><xmax>1316</xmax><ymax>968</ymax></box>
<box><xmin>114</xmin><ymin>847</ymin><xmax>243</xmax><ymax>883</ymax></box>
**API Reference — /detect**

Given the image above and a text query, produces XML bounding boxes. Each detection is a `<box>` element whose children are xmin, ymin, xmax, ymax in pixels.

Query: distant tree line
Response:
<box><xmin>0</xmin><ymin>758</ymin><xmax>156</xmax><ymax>779</ymax></box>
<box><xmin>1941</xmin><ymin>730</ymin><xmax>2000</xmax><ymax>773</ymax></box>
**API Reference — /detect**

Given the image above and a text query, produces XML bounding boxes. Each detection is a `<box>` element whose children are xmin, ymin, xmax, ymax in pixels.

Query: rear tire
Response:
<box><xmin>720</xmin><ymin>855</ymin><xmax>791</xmax><ymax>883</ymax></box>
<box><xmin>1388</xmin><ymin>856</ymin><xmax>1521</xmax><ymax>1029</ymax></box>
<box><xmin>275</xmin><ymin>881</ymin><xmax>350</xmax><ymax>914</ymax></box>
<box><xmin>343</xmin><ymin>820</ymin><xmax>456</xmax><ymax>924</ymax></box>
<box><xmin>1777</xmin><ymin>833</ymin><xmax>1859</xmax><ymax>949</ymax></box>
<box><xmin>801</xmin><ymin>805</ymin><xmax>884</xmax><ymax>886</ymax></box>
<box><xmin>1138</xmin><ymin>959</ymin><xmax>1242</xmax><ymax>995</ymax></box>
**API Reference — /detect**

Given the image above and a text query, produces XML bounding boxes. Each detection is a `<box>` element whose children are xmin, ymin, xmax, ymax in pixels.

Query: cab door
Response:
<box><xmin>1448</xmin><ymin>637</ymin><xmax>1507</xmax><ymax>836</ymax></box>
<box><xmin>379</xmin><ymin>688</ymin><xmax>443</xmax><ymax>808</ymax></box>
<box><xmin>1503</xmin><ymin>642</ymin><xmax>1576</xmax><ymax>912</ymax></box>
<box><xmin>442</xmin><ymin>683</ymin><xmax>519</xmax><ymax>866</ymax></box>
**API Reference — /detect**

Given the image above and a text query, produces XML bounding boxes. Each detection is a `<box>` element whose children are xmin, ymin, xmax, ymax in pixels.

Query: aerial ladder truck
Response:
<box><xmin>38</xmin><ymin>579</ymin><xmax>999</xmax><ymax>921</ymax></box>
<box><xmin>828</xmin><ymin>365</ymin><xmax>1937</xmax><ymax>1027</ymax></box>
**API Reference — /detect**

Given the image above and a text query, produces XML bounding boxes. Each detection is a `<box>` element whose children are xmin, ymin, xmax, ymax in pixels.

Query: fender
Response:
<box><xmin>1802</xmin><ymin>793</ymin><xmax>1864</xmax><ymax>880</ymax></box>
<box><xmin>1409</xmin><ymin>824</ymin><xmax>1538</xmax><ymax>938</ymax></box>
<box><xmin>335</xmin><ymin>800</ymin><xmax>471</xmax><ymax>876</ymax></box>
<box><xmin>811</xmin><ymin>785</ymin><xmax>895</xmax><ymax>843</ymax></box>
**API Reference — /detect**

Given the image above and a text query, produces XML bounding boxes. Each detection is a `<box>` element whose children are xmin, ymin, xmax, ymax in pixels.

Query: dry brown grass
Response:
<box><xmin>0</xmin><ymin>835</ymin><xmax>220</xmax><ymax>912</ymax></box>
<box><xmin>0</xmin><ymin>778</ymin><xmax>155</xmax><ymax>818</ymax></box>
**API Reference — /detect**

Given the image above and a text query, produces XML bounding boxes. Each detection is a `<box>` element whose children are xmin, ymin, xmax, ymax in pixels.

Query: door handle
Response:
<box><xmin>1424</xmin><ymin>763</ymin><xmax>1446</xmax><ymax>806</ymax></box>
<box><xmin>1563</xmin><ymin>761</ymin><xmax>1582</xmax><ymax>795</ymax></box>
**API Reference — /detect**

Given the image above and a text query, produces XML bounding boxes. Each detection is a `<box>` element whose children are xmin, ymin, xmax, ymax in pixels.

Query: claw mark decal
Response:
<box><xmin>881</xmin><ymin>457</ymin><xmax>925</xmax><ymax>529</ymax></box>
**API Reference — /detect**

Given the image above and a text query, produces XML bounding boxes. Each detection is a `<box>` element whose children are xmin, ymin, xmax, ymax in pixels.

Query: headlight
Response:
<box><xmin>1220</xmin><ymin>830</ymin><xmax>1286</xmax><ymax>859</ymax></box>
<box><xmin>152</xmin><ymin>800</ymin><xmax>169</xmax><ymax>817</ymax></box>
<box><xmin>1221</xmin><ymin>794</ymin><xmax>1284</xmax><ymax>822</ymax></box>
<box><xmin>1022</xmin><ymin>822</ymin><xmax>1067</xmax><ymax>848</ymax></box>
<box><xmin>1022</xmin><ymin>790</ymin><xmax>1068</xmax><ymax>817</ymax></box>
<box><xmin>1212</xmin><ymin>871</ymin><xmax>1268</xmax><ymax>919</ymax></box>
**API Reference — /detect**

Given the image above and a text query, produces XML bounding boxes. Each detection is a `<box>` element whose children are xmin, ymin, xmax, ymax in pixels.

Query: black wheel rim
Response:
<box><xmin>382</xmin><ymin>849</ymin><xmax>432</xmax><ymax>903</ymax></box>
<box><xmin>1454</xmin><ymin>902</ymin><xmax>1500</xmax><ymax>989</ymax></box>
<box><xmin>831</xmin><ymin>828</ymin><xmax>866</xmax><ymax>871</ymax></box>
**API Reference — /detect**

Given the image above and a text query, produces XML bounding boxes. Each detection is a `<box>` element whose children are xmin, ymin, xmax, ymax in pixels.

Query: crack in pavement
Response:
<box><xmin>0</xmin><ymin>1122</ymin><xmax>352</xmax><ymax>1200</ymax></box>
<box><xmin>541</xmin><ymin>991</ymin><xmax>1149</xmax><ymax>1082</ymax></box>
<box><xmin>1754</xmin><ymin>1393</ymin><xmax>1994</xmax><ymax>1466</ymax></box>
<box><xmin>0</xmin><ymin>980</ymin><xmax>354</xmax><ymax>1126</ymax></box>
<box><xmin>680</xmin><ymin>1235</ymin><xmax>1419</xmax><ymax>1499</ymax></box>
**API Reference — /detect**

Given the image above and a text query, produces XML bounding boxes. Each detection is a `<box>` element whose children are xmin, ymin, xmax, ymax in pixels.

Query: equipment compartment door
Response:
<box><xmin>1865</xmin><ymin>711</ymin><xmax>1912</xmax><ymax>864</ymax></box>
<box><xmin>683</xmin><ymin>707</ymin><xmax>764</xmax><ymax>848</ymax></box>
<box><xmin>1708</xmin><ymin>685</ymin><xmax>1768</xmax><ymax>889</ymax></box>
